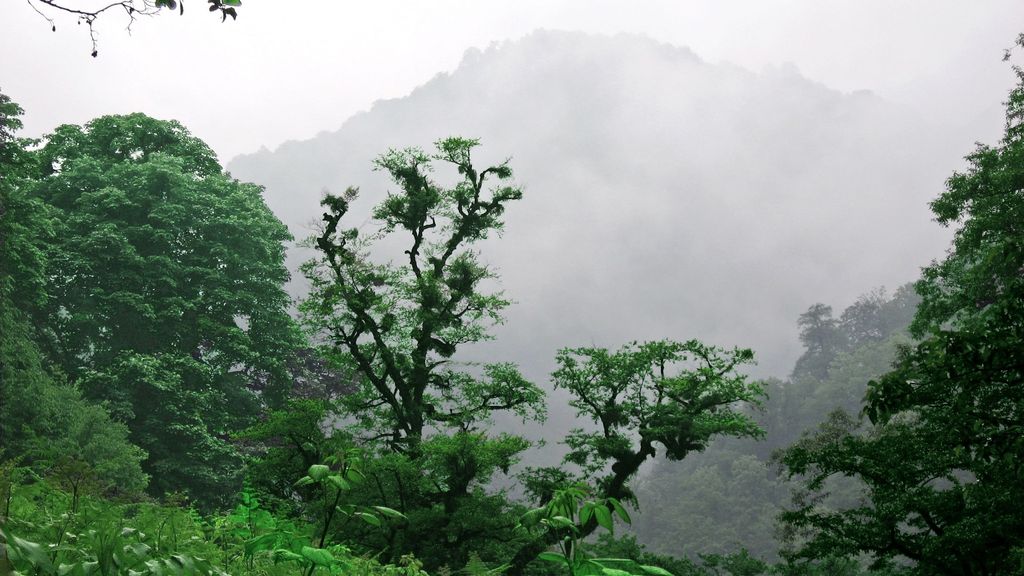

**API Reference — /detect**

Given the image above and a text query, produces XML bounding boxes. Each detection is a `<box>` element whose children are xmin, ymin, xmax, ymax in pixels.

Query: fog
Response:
<box><xmin>5</xmin><ymin>4</ymin><xmax>1014</xmax><ymax>383</ymax></box>
<box><xmin>5</xmin><ymin>0</ymin><xmax>1017</xmax><ymax>475</ymax></box>
<box><xmin>5</xmin><ymin>2</ymin><xmax>1023</xmax><ymax>567</ymax></box>
<box><xmin>229</xmin><ymin>30</ymin><xmax>960</xmax><ymax>381</ymax></box>
<box><xmin>1</xmin><ymin>2</ymin><xmax>1018</xmax><ymax>161</ymax></box>
<box><xmin>214</xmin><ymin>30</ymin><xmax>988</xmax><ymax>462</ymax></box>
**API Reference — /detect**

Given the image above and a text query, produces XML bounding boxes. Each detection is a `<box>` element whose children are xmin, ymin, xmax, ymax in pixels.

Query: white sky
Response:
<box><xmin>1</xmin><ymin>1</ymin><xmax>1020</xmax><ymax>161</ymax></box>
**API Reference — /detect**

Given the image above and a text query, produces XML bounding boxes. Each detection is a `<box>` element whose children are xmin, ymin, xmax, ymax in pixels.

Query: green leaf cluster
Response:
<box><xmin>519</xmin><ymin>484</ymin><xmax>667</xmax><ymax>576</ymax></box>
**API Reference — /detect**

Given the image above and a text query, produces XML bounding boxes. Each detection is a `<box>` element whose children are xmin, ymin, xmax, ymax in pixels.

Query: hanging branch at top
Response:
<box><xmin>25</xmin><ymin>0</ymin><xmax>242</xmax><ymax>57</ymax></box>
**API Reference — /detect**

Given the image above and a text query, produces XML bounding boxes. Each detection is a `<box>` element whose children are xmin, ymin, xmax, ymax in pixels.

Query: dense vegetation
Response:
<box><xmin>2</xmin><ymin>39</ymin><xmax>1024</xmax><ymax>576</ymax></box>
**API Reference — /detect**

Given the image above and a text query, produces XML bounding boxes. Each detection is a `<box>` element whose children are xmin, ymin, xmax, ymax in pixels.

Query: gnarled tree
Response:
<box><xmin>302</xmin><ymin>137</ymin><xmax>545</xmax><ymax>568</ymax></box>
<box><xmin>304</xmin><ymin>137</ymin><xmax>544</xmax><ymax>452</ymax></box>
<box><xmin>555</xmin><ymin>340</ymin><xmax>763</xmax><ymax>501</ymax></box>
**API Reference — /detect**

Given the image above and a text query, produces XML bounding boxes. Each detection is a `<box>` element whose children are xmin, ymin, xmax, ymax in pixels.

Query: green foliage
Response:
<box><xmin>1</xmin><ymin>479</ymin><xmax>226</xmax><ymax>576</ymax></box>
<box><xmin>0</xmin><ymin>91</ymin><xmax>148</xmax><ymax>496</ymax></box>
<box><xmin>12</xmin><ymin>87</ymin><xmax>991</xmax><ymax>575</ymax></box>
<box><xmin>77</xmin><ymin>353</ymin><xmax>248</xmax><ymax>506</ymax></box>
<box><xmin>23</xmin><ymin>112</ymin><xmax>302</xmax><ymax>507</ymax></box>
<box><xmin>295</xmin><ymin>453</ymin><xmax>406</xmax><ymax>542</ymax></box>
<box><xmin>33</xmin><ymin>114</ymin><xmax>298</xmax><ymax>389</ymax></box>
<box><xmin>698</xmin><ymin>550</ymin><xmax>770</xmax><ymax>576</ymax></box>
<box><xmin>553</xmin><ymin>340</ymin><xmax>763</xmax><ymax>501</ymax></box>
<box><xmin>792</xmin><ymin>287</ymin><xmax>919</xmax><ymax>383</ymax></box>
<box><xmin>519</xmin><ymin>484</ymin><xmax>667</xmax><ymax>576</ymax></box>
<box><xmin>633</xmin><ymin>453</ymin><xmax>784</xmax><ymax>560</ymax></box>
<box><xmin>0</xmin><ymin>91</ymin><xmax>47</xmax><ymax>314</ymax></box>
<box><xmin>0</xmin><ymin>90</ymin><xmax>24</xmax><ymax>147</ymax></box>
<box><xmin>0</xmin><ymin>305</ymin><xmax>149</xmax><ymax>495</ymax></box>
<box><xmin>778</xmin><ymin>43</ymin><xmax>1024</xmax><ymax>575</ymax></box>
<box><xmin>222</xmin><ymin>455</ymin><xmax>407</xmax><ymax>575</ymax></box>
<box><xmin>419</xmin><ymin>432</ymin><xmax>530</xmax><ymax>496</ymax></box>
<box><xmin>582</xmin><ymin>535</ymin><xmax>706</xmax><ymax>576</ymax></box>
<box><xmin>631</xmin><ymin>285</ymin><xmax>919</xmax><ymax>562</ymax></box>
<box><xmin>912</xmin><ymin>64</ymin><xmax>1024</xmax><ymax>336</ymax></box>
<box><xmin>300</xmin><ymin>138</ymin><xmax>546</xmax><ymax>570</ymax></box>
<box><xmin>781</xmin><ymin>306</ymin><xmax>1024</xmax><ymax>573</ymax></box>
<box><xmin>319</xmin><ymin>444</ymin><xmax>528</xmax><ymax>570</ymax></box>
<box><xmin>238</xmin><ymin>400</ymin><xmax>350</xmax><ymax>507</ymax></box>
<box><xmin>0</xmin><ymin>463</ymin><xmax>429</xmax><ymax>576</ymax></box>
<box><xmin>302</xmin><ymin>137</ymin><xmax>544</xmax><ymax>451</ymax></box>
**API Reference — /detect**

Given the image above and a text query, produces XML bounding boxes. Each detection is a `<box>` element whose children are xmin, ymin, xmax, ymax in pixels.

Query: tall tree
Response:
<box><xmin>26</xmin><ymin>113</ymin><xmax>300</xmax><ymax>506</ymax></box>
<box><xmin>303</xmin><ymin>137</ymin><xmax>545</xmax><ymax>450</ymax></box>
<box><xmin>0</xmin><ymin>90</ymin><xmax>44</xmax><ymax>315</ymax></box>
<box><xmin>302</xmin><ymin>137</ymin><xmax>545</xmax><ymax>567</ymax></box>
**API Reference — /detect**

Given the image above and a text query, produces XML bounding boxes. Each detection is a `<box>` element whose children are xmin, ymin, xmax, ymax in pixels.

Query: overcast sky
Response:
<box><xmin>1</xmin><ymin>1</ymin><xmax>1020</xmax><ymax>161</ymax></box>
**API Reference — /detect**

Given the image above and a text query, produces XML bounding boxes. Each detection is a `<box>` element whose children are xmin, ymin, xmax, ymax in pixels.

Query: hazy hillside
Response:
<box><xmin>228</xmin><ymin>30</ymin><xmax>957</xmax><ymax>384</ymax></box>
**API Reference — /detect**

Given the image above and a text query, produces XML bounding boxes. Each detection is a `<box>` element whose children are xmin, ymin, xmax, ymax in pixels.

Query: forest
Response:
<box><xmin>2</xmin><ymin>7</ymin><xmax>1024</xmax><ymax>576</ymax></box>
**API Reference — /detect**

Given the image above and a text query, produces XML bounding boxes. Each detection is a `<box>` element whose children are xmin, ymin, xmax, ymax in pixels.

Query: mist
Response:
<box><xmin>229</xmin><ymin>30</ymin><xmax>960</xmax><ymax>383</ymax></box>
<box><xmin>4</xmin><ymin>4</ymin><xmax>1022</xmax><ymax>572</ymax></box>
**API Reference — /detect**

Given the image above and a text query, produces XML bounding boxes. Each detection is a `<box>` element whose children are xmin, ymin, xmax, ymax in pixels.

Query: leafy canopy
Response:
<box><xmin>28</xmin><ymin>112</ymin><xmax>301</xmax><ymax>506</ymax></box>
<box><xmin>0</xmin><ymin>90</ymin><xmax>148</xmax><ymax>494</ymax></box>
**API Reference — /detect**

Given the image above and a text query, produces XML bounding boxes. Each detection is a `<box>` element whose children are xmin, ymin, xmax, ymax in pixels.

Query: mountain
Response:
<box><xmin>228</xmin><ymin>29</ymin><xmax>957</xmax><ymax>387</ymax></box>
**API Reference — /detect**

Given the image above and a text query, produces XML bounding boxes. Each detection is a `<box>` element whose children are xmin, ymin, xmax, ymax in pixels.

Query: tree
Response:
<box><xmin>783</xmin><ymin>325</ymin><xmax>1024</xmax><ymax>574</ymax></box>
<box><xmin>1</xmin><ymin>91</ymin><xmax>148</xmax><ymax>495</ymax></box>
<box><xmin>304</xmin><ymin>137</ymin><xmax>545</xmax><ymax>450</ymax></box>
<box><xmin>26</xmin><ymin>113</ymin><xmax>300</xmax><ymax>506</ymax></box>
<box><xmin>779</xmin><ymin>46</ymin><xmax>1024</xmax><ymax>575</ymax></box>
<box><xmin>302</xmin><ymin>139</ymin><xmax>773</xmax><ymax>573</ymax></box>
<box><xmin>625</xmin><ymin>284</ymin><xmax>920</xmax><ymax>563</ymax></box>
<box><xmin>22</xmin><ymin>0</ymin><xmax>241</xmax><ymax>57</ymax></box>
<box><xmin>508</xmin><ymin>340</ymin><xmax>764</xmax><ymax>573</ymax></box>
<box><xmin>838</xmin><ymin>289</ymin><xmax>887</xmax><ymax>349</ymax></box>
<box><xmin>553</xmin><ymin>340</ymin><xmax>763</xmax><ymax>502</ymax></box>
<box><xmin>0</xmin><ymin>91</ymin><xmax>25</xmax><ymax>152</ymax></box>
<box><xmin>0</xmin><ymin>90</ymin><xmax>43</xmax><ymax>315</ymax></box>
<box><xmin>301</xmin><ymin>137</ymin><xmax>545</xmax><ymax>568</ymax></box>
<box><xmin>791</xmin><ymin>304</ymin><xmax>841</xmax><ymax>381</ymax></box>
<box><xmin>0</xmin><ymin>244</ymin><xmax>150</xmax><ymax>497</ymax></box>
